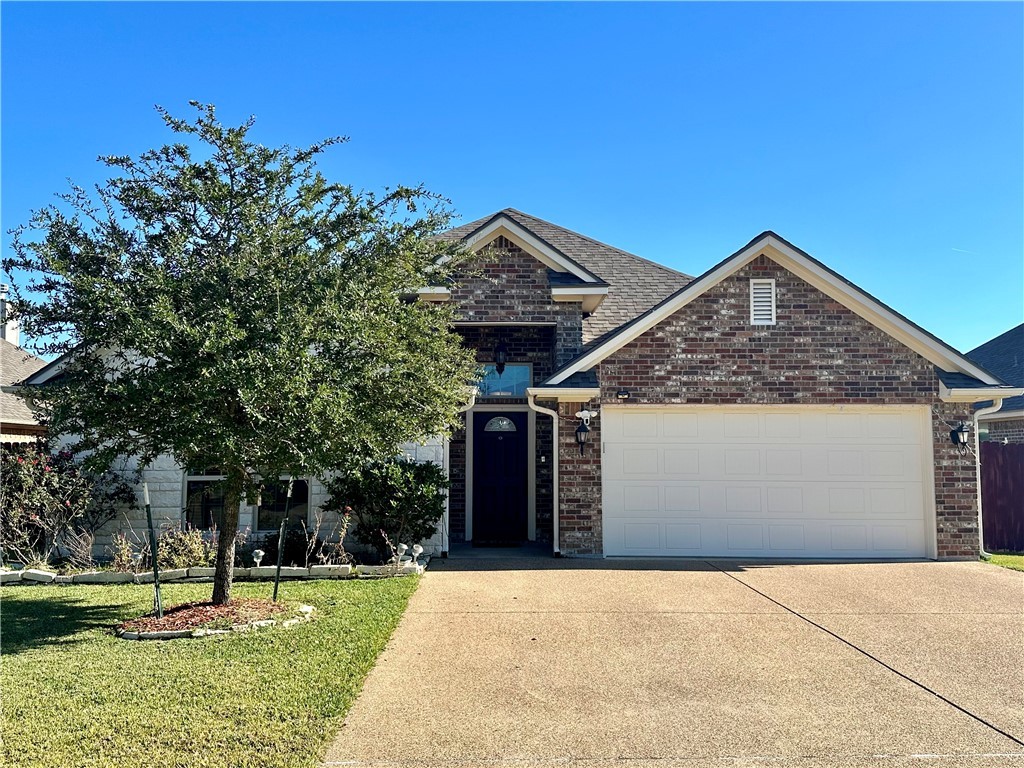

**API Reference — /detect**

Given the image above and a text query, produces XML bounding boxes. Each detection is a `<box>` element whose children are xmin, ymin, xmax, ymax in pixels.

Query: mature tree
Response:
<box><xmin>4</xmin><ymin>102</ymin><xmax>479</xmax><ymax>603</ymax></box>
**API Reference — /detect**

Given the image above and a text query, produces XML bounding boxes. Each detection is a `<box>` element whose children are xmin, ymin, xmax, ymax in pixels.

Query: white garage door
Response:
<box><xmin>602</xmin><ymin>407</ymin><xmax>933</xmax><ymax>559</ymax></box>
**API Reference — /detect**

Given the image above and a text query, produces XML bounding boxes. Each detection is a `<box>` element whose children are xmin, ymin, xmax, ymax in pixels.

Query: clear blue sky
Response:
<box><xmin>3</xmin><ymin>2</ymin><xmax>1021</xmax><ymax>353</ymax></box>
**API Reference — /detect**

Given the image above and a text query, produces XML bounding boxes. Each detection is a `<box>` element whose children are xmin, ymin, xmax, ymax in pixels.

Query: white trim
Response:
<box><xmin>526</xmin><ymin>386</ymin><xmax>601</xmax><ymax>403</ymax></box>
<box><xmin>939</xmin><ymin>384</ymin><xmax>1024</xmax><ymax>403</ymax></box>
<box><xmin>977</xmin><ymin>408</ymin><xmax>1024</xmax><ymax>422</ymax></box>
<box><xmin>749</xmin><ymin>278</ymin><xmax>776</xmax><ymax>325</ymax></box>
<box><xmin>464</xmin><ymin>404</ymin><xmax>536</xmax><ymax>543</ymax></box>
<box><xmin>464</xmin><ymin>216</ymin><xmax>601</xmax><ymax>284</ymax></box>
<box><xmin>416</xmin><ymin>287</ymin><xmax>451</xmax><ymax>301</ymax></box>
<box><xmin>551</xmin><ymin>285</ymin><xmax>610</xmax><ymax>313</ymax></box>
<box><xmin>454</xmin><ymin>321</ymin><xmax>557</xmax><ymax>327</ymax></box>
<box><xmin>547</xmin><ymin>234</ymin><xmax>1003</xmax><ymax>386</ymax></box>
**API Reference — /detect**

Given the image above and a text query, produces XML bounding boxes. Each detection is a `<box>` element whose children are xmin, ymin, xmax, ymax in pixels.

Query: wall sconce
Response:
<box><xmin>949</xmin><ymin>422</ymin><xmax>970</xmax><ymax>455</ymax></box>
<box><xmin>574</xmin><ymin>409</ymin><xmax>598</xmax><ymax>455</ymax></box>
<box><xmin>616</xmin><ymin>389</ymin><xmax>631</xmax><ymax>400</ymax></box>
<box><xmin>494</xmin><ymin>340</ymin><xmax>508</xmax><ymax>376</ymax></box>
<box><xmin>575</xmin><ymin>420</ymin><xmax>590</xmax><ymax>455</ymax></box>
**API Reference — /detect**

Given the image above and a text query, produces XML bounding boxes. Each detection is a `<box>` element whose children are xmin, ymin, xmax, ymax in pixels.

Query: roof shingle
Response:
<box><xmin>0</xmin><ymin>339</ymin><xmax>47</xmax><ymax>426</ymax></box>
<box><xmin>442</xmin><ymin>208</ymin><xmax>692</xmax><ymax>345</ymax></box>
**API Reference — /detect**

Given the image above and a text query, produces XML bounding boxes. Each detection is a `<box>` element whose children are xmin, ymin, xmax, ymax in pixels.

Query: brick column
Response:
<box><xmin>558</xmin><ymin>401</ymin><xmax>602</xmax><ymax>555</ymax></box>
<box><xmin>932</xmin><ymin>403</ymin><xmax>981</xmax><ymax>559</ymax></box>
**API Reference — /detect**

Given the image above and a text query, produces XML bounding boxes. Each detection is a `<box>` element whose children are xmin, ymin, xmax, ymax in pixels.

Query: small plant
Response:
<box><xmin>323</xmin><ymin>458</ymin><xmax>446</xmax><ymax>563</ymax></box>
<box><xmin>109</xmin><ymin>533</ymin><xmax>136</xmax><ymax>573</ymax></box>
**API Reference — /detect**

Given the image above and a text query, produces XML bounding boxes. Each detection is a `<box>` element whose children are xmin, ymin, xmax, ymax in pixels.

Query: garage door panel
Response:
<box><xmin>603</xmin><ymin>407</ymin><xmax>930</xmax><ymax>559</ymax></box>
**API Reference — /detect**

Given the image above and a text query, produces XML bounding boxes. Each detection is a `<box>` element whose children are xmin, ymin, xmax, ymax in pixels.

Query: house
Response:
<box><xmin>1</xmin><ymin>287</ymin><xmax>48</xmax><ymax>444</ymax></box>
<box><xmin>13</xmin><ymin>210</ymin><xmax>1023</xmax><ymax>560</ymax></box>
<box><xmin>968</xmin><ymin>324</ymin><xmax>1024</xmax><ymax>444</ymax></box>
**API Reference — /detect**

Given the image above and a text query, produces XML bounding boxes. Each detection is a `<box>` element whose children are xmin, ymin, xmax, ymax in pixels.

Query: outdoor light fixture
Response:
<box><xmin>575</xmin><ymin>420</ymin><xmax>590</xmax><ymax>455</ymax></box>
<box><xmin>491</xmin><ymin>342</ymin><xmax>507</xmax><ymax>378</ymax></box>
<box><xmin>253</xmin><ymin>549</ymin><xmax>265</xmax><ymax>567</ymax></box>
<box><xmin>411</xmin><ymin>544</ymin><xmax>424</xmax><ymax>564</ymax></box>
<box><xmin>950</xmin><ymin>422</ymin><xmax>971</xmax><ymax>455</ymax></box>
<box><xmin>574</xmin><ymin>409</ymin><xmax>598</xmax><ymax>455</ymax></box>
<box><xmin>616</xmin><ymin>389</ymin><xmax>631</xmax><ymax>400</ymax></box>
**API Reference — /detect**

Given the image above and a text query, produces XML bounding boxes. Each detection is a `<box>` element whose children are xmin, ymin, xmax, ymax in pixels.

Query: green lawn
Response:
<box><xmin>986</xmin><ymin>553</ymin><xmax>1024</xmax><ymax>572</ymax></box>
<box><xmin>1</xmin><ymin>578</ymin><xmax>418</xmax><ymax>768</ymax></box>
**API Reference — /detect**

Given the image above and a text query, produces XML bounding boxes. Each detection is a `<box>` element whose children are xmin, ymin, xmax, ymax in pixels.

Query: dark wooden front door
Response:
<box><xmin>472</xmin><ymin>411</ymin><xmax>528</xmax><ymax>545</ymax></box>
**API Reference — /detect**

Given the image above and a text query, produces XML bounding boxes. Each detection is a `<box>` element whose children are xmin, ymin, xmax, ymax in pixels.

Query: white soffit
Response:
<box><xmin>547</xmin><ymin>234</ymin><xmax>1003</xmax><ymax>386</ymax></box>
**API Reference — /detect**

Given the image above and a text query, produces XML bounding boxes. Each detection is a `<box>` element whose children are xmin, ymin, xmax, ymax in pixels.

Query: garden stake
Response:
<box><xmin>272</xmin><ymin>477</ymin><xmax>294</xmax><ymax>602</ymax></box>
<box><xmin>143</xmin><ymin>482</ymin><xmax>163</xmax><ymax>618</ymax></box>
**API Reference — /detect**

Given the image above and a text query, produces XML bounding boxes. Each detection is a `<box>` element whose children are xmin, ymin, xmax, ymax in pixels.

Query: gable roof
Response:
<box><xmin>544</xmin><ymin>230</ymin><xmax>1009</xmax><ymax>391</ymax></box>
<box><xmin>968</xmin><ymin>323</ymin><xmax>1024</xmax><ymax>414</ymax></box>
<box><xmin>442</xmin><ymin>209</ymin><xmax>692</xmax><ymax>344</ymax></box>
<box><xmin>0</xmin><ymin>339</ymin><xmax>47</xmax><ymax>426</ymax></box>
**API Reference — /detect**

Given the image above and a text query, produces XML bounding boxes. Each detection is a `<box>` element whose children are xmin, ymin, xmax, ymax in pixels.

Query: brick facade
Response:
<box><xmin>984</xmin><ymin>418</ymin><xmax>1024</xmax><ymax>444</ymax></box>
<box><xmin>582</xmin><ymin>254</ymin><xmax>980</xmax><ymax>559</ymax></box>
<box><xmin>556</xmin><ymin>401</ymin><xmax>602</xmax><ymax>555</ymax></box>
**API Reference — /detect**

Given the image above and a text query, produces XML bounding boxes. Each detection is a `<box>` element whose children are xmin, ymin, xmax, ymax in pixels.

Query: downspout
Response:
<box><xmin>528</xmin><ymin>394</ymin><xmax>561</xmax><ymax>557</ymax></box>
<box><xmin>974</xmin><ymin>398</ymin><xmax>1003</xmax><ymax>560</ymax></box>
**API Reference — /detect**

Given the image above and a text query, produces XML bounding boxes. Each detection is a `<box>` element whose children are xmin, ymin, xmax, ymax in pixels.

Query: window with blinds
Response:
<box><xmin>750</xmin><ymin>279</ymin><xmax>776</xmax><ymax>325</ymax></box>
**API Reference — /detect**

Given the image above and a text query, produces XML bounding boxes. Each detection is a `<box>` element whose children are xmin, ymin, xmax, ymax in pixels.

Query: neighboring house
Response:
<box><xmin>1</xmin><ymin>287</ymin><xmax>47</xmax><ymax>444</ymax></box>
<box><xmin>13</xmin><ymin>210</ymin><xmax>1023</xmax><ymax>560</ymax></box>
<box><xmin>968</xmin><ymin>324</ymin><xmax>1024</xmax><ymax>444</ymax></box>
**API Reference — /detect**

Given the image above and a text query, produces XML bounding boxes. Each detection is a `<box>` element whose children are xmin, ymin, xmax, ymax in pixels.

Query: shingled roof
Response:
<box><xmin>441</xmin><ymin>208</ymin><xmax>692</xmax><ymax>345</ymax></box>
<box><xmin>968</xmin><ymin>323</ymin><xmax>1024</xmax><ymax>413</ymax></box>
<box><xmin>0</xmin><ymin>339</ymin><xmax>47</xmax><ymax>427</ymax></box>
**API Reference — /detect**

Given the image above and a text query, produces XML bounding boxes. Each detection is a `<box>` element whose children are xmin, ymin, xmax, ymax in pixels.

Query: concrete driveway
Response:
<box><xmin>324</xmin><ymin>559</ymin><xmax>1024</xmax><ymax>768</ymax></box>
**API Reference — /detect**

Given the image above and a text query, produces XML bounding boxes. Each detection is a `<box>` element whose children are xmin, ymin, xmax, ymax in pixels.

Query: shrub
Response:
<box><xmin>156</xmin><ymin>526</ymin><xmax>216</xmax><ymax>570</ymax></box>
<box><xmin>0</xmin><ymin>444</ymin><xmax>137</xmax><ymax>566</ymax></box>
<box><xmin>323</xmin><ymin>458</ymin><xmax>446</xmax><ymax>563</ymax></box>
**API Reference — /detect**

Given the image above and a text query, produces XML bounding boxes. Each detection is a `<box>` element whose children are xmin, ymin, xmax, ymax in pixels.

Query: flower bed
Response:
<box><xmin>115</xmin><ymin>599</ymin><xmax>315</xmax><ymax>640</ymax></box>
<box><xmin>0</xmin><ymin>559</ymin><xmax>427</xmax><ymax>586</ymax></box>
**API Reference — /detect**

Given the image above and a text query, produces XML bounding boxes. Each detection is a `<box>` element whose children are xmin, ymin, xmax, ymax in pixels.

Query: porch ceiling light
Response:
<box><xmin>494</xmin><ymin>341</ymin><xmax>509</xmax><ymax>376</ymax></box>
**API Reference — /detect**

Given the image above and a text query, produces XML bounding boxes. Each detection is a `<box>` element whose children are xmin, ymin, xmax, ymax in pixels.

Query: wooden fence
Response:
<box><xmin>980</xmin><ymin>441</ymin><xmax>1024</xmax><ymax>553</ymax></box>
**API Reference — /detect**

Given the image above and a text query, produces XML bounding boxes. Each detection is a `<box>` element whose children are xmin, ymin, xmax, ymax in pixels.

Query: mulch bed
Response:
<box><xmin>119</xmin><ymin>598</ymin><xmax>288</xmax><ymax>633</ymax></box>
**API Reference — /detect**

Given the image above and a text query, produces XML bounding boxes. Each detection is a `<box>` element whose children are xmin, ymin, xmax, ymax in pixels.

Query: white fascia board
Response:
<box><xmin>551</xmin><ymin>285</ymin><xmax>609</xmax><ymax>313</ymax></box>
<box><xmin>525</xmin><ymin>386</ymin><xmax>600</xmax><ymax>403</ymax></box>
<box><xmin>548</xmin><ymin>234</ymin><xmax>1003</xmax><ymax>386</ymax></box>
<box><xmin>939</xmin><ymin>384</ymin><xmax>1024</xmax><ymax>403</ymax></box>
<box><xmin>465</xmin><ymin>217</ymin><xmax>601</xmax><ymax>284</ymax></box>
<box><xmin>977</xmin><ymin>408</ymin><xmax>1024</xmax><ymax>422</ymax></box>
<box><xmin>416</xmin><ymin>287</ymin><xmax>451</xmax><ymax>301</ymax></box>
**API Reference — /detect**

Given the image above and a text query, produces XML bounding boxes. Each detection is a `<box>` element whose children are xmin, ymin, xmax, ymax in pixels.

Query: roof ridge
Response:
<box><xmin>499</xmin><ymin>208</ymin><xmax>693</xmax><ymax>280</ymax></box>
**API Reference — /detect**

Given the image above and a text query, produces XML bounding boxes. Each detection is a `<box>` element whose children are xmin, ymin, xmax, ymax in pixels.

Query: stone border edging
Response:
<box><xmin>116</xmin><ymin>604</ymin><xmax>316</xmax><ymax>640</ymax></box>
<box><xmin>0</xmin><ymin>560</ymin><xmax>427</xmax><ymax>586</ymax></box>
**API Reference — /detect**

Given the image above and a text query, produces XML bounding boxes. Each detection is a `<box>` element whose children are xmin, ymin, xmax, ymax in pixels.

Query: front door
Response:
<box><xmin>472</xmin><ymin>412</ymin><xmax>528</xmax><ymax>545</ymax></box>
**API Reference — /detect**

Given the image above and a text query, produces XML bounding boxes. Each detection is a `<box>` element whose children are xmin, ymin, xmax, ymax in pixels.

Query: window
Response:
<box><xmin>184</xmin><ymin>468</ymin><xmax>226</xmax><ymax>530</ymax></box>
<box><xmin>257</xmin><ymin>479</ymin><xmax>310</xmax><ymax>532</ymax></box>
<box><xmin>476</xmin><ymin>363</ymin><xmax>531</xmax><ymax>397</ymax></box>
<box><xmin>185</xmin><ymin>479</ymin><xmax>225</xmax><ymax>529</ymax></box>
<box><xmin>750</xmin><ymin>279</ymin><xmax>776</xmax><ymax>325</ymax></box>
<box><xmin>484</xmin><ymin>416</ymin><xmax>518</xmax><ymax>432</ymax></box>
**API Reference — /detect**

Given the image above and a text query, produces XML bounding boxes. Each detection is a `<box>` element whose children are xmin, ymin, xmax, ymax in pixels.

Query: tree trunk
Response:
<box><xmin>211</xmin><ymin>468</ymin><xmax>243</xmax><ymax>605</ymax></box>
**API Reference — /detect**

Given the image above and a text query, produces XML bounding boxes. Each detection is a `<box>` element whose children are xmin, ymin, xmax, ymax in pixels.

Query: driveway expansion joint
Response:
<box><xmin>704</xmin><ymin>561</ymin><xmax>1024</xmax><ymax>749</ymax></box>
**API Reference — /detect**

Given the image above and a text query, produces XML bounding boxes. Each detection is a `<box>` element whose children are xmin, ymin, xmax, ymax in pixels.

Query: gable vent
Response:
<box><xmin>750</xmin><ymin>279</ymin><xmax>776</xmax><ymax>325</ymax></box>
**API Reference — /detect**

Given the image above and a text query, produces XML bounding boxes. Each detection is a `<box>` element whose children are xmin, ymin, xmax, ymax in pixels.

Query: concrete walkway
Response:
<box><xmin>323</xmin><ymin>559</ymin><xmax>1024</xmax><ymax>767</ymax></box>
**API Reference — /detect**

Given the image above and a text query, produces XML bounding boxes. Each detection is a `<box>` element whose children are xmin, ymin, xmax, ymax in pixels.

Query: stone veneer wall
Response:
<box><xmin>985</xmin><ymin>418</ymin><xmax>1024</xmax><ymax>444</ymax></box>
<box><xmin>88</xmin><ymin>435</ymin><xmax>448</xmax><ymax>560</ymax></box>
<box><xmin>559</xmin><ymin>253</ymin><xmax>981</xmax><ymax>559</ymax></box>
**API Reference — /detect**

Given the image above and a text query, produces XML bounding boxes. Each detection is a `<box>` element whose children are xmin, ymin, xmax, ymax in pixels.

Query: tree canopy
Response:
<box><xmin>4</xmin><ymin>102</ymin><xmax>479</xmax><ymax>601</ymax></box>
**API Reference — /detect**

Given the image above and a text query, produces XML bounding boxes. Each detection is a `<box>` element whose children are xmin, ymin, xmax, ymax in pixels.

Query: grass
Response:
<box><xmin>0</xmin><ymin>577</ymin><xmax>418</xmax><ymax>768</ymax></box>
<box><xmin>986</xmin><ymin>553</ymin><xmax>1024</xmax><ymax>572</ymax></box>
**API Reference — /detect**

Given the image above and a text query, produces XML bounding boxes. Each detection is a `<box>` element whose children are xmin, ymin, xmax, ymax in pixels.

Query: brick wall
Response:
<box><xmin>985</xmin><ymin>418</ymin><xmax>1024</xmax><ymax>444</ymax></box>
<box><xmin>557</xmin><ymin>401</ymin><xmax>602</xmax><ymax>555</ymax></box>
<box><xmin>452</xmin><ymin>237</ymin><xmax>584</xmax><ymax>365</ymax></box>
<box><xmin>587</xmin><ymin>253</ymin><xmax>980</xmax><ymax>559</ymax></box>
